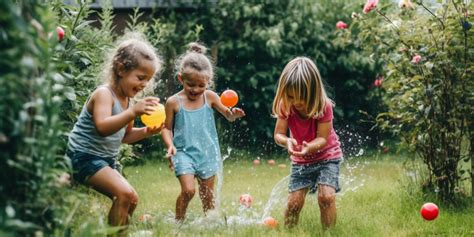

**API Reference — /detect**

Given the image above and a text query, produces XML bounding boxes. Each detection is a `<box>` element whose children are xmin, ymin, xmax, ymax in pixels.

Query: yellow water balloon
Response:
<box><xmin>141</xmin><ymin>103</ymin><xmax>166</xmax><ymax>128</ymax></box>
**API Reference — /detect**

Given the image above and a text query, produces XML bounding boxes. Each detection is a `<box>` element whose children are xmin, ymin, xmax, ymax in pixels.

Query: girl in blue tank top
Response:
<box><xmin>161</xmin><ymin>42</ymin><xmax>245</xmax><ymax>222</ymax></box>
<box><xmin>66</xmin><ymin>33</ymin><xmax>163</xmax><ymax>234</ymax></box>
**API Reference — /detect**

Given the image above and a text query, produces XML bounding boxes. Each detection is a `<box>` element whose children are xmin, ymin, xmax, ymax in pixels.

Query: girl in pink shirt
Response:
<box><xmin>272</xmin><ymin>57</ymin><xmax>343</xmax><ymax>229</ymax></box>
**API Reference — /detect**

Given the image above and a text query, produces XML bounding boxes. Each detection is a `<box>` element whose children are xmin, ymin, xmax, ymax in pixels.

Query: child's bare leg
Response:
<box><xmin>123</xmin><ymin>178</ymin><xmax>139</xmax><ymax>224</ymax></box>
<box><xmin>284</xmin><ymin>188</ymin><xmax>308</xmax><ymax>228</ymax></box>
<box><xmin>318</xmin><ymin>184</ymin><xmax>336</xmax><ymax>229</ymax></box>
<box><xmin>87</xmin><ymin>167</ymin><xmax>139</xmax><ymax>235</ymax></box>
<box><xmin>197</xmin><ymin>176</ymin><xmax>215</xmax><ymax>213</ymax></box>
<box><xmin>176</xmin><ymin>174</ymin><xmax>196</xmax><ymax>221</ymax></box>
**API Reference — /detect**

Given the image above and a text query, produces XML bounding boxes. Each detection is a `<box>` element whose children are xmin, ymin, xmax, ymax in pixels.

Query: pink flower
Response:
<box><xmin>411</xmin><ymin>54</ymin><xmax>422</xmax><ymax>64</ymax></box>
<box><xmin>336</xmin><ymin>21</ymin><xmax>348</xmax><ymax>29</ymax></box>
<box><xmin>363</xmin><ymin>0</ymin><xmax>379</xmax><ymax>14</ymax></box>
<box><xmin>373</xmin><ymin>75</ymin><xmax>384</xmax><ymax>87</ymax></box>
<box><xmin>56</xmin><ymin>26</ymin><xmax>65</xmax><ymax>42</ymax></box>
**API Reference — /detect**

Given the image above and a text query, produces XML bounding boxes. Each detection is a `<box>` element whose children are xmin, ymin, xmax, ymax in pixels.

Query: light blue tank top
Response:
<box><xmin>67</xmin><ymin>86</ymin><xmax>128</xmax><ymax>158</ymax></box>
<box><xmin>173</xmin><ymin>93</ymin><xmax>221</xmax><ymax>164</ymax></box>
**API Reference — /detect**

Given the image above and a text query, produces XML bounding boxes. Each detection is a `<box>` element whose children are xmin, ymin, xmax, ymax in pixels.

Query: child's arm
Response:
<box><xmin>91</xmin><ymin>88</ymin><xmax>159</xmax><ymax>137</ymax></box>
<box><xmin>292</xmin><ymin>121</ymin><xmax>330</xmax><ymax>157</ymax></box>
<box><xmin>274</xmin><ymin>117</ymin><xmax>298</xmax><ymax>155</ymax></box>
<box><xmin>161</xmin><ymin>96</ymin><xmax>178</xmax><ymax>163</ymax></box>
<box><xmin>121</xmin><ymin>124</ymin><xmax>163</xmax><ymax>144</ymax></box>
<box><xmin>207</xmin><ymin>90</ymin><xmax>245</xmax><ymax>122</ymax></box>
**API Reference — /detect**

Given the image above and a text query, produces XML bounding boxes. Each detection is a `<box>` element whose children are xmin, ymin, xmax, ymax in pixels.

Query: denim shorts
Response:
<box><xmin>172</xmin><ymin>151</ymin><xmax>219</xmax><ymax>179</ymax></box>
<box><xmin>288</xmin><ymin>158</ymin><xmax>342</xmax><ymax>194</ymax></box>
<box><xmin>67</xmin><ymin>150</ymin><xmax>118</xmax><ymax>184</ymax></box>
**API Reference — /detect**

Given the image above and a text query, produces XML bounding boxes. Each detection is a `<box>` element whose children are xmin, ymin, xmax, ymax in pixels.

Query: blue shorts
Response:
<box><xmin>288</xmin><ymin>158</ymin><xmax>342</xmax><ymax>194</ymax></box>
<box><xmin>172</xmin><ymin>151</ymin><xmax>219</xmax><ymax>179</ymax></box>
<box><xmin>67</xmin><ymin>150</ymin><xmax>118</xmax><ymax>184</ymax></box>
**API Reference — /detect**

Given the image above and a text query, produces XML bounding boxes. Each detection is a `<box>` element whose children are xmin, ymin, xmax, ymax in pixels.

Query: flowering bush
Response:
<box><xmin>346</xmin><ymin>0</ymin><xmax>473</xmax><ymax>203</ymax></box>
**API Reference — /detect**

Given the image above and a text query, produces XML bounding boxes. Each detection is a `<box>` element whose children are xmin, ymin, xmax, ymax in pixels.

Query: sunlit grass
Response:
<box><xmin>71</xmin><ymin>153</ymin><xmax>474</xmax><ymax>236</ymax></box>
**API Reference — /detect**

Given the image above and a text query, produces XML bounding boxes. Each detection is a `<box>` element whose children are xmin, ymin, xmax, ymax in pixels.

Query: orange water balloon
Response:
<box><xmin>141</xmin><ymin>103</ymin><xmax>166</xmax><ymax>128</ymax></box>
<box><xmin>138</xmin><ymin>214</ymin><xmax>153</xmax><ymax>223</ymax></box>
<box><xmin>220</xmin><ymin>89</ymin><xmax>239</xmax><ymax>108</ymax></box>
<box><xmin>253</xmin><ymin>159</ymin><xmax>261</xmax><ymax>166</ymax></box>
<box><xmin>263</xmin><ymin>217</ymin><xmax>278</xmax><ymax>228</ymax></box>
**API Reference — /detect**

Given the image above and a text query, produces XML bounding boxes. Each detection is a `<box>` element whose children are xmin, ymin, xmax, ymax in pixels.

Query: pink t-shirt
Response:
<box><xmin>285</xmin><ymin>102</ymin><xmax>342</xmax><ymax>164</ymax></box>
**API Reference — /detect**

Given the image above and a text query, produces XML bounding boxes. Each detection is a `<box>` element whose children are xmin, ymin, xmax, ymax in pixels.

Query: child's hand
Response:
<box><xmin>291</xmin><ymin>141</ymin><xmax>310</xmax><ymax>158</ymax></box>
<box><xmin>132</xmin><ymin>97</ymin><xmax>160</xmax><ymax>116</ymax></box>
<box><xmin>286</xmin><ymin>138</ymin><xmax>298</xmax><ymax>155</ymax></box>
<box><xmin>145</xmin><ymin>124</ymin><xmax>164</xmax><ymax>136</ymax></box>
<box><xmin>226</xmin><ymin>107</ymin><xmax>246</xmax><ymax>122</ymax></box>
<box><xmin>231</xmin><ymin>108</ymin><xmax>246</xmax><ymax>119</ymax></box>
<box><xmin>166</xmin><ymin>146</ymin><xmax>176</xmax><ymax>171</ymax></box>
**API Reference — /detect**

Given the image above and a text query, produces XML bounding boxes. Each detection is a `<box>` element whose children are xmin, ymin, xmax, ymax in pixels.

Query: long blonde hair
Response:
<box><xmin>272</xmin><ymin>57</ymin><xmax>331</xmax><ymax>118</ymax></box>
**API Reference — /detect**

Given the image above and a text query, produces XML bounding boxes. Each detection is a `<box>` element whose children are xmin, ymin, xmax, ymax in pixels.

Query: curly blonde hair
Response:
<box><xmin>101</xmin><ymin>32</ymin><xmax>162</xmax><ymax>97</ymax></box>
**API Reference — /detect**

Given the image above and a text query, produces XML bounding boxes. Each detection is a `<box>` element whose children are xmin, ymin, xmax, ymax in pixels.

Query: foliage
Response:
<box><xmin>113</xmin><ymin>1</ymin><xmax>383</xmax><ymax>153</ymax></box>
<box><xmin>47</xmin><ymin>0</ymin><xmax>385</xmax><ymax>156</ymax></box>
<box><xmin>207</xmin><ymin>1</ymin><xmax>383</xmax><ymax>150</ymax></box>
<box><xmin>347</xmin><ymin>0</ymin><xmax>473</xmax><ymax>203</ymax></box>
<box><xmin>0</xmin><ymin>0</ymin><xmax>79</xmax><ymax>234</ymax></box>
<box><xmin>117</xmin><ymin>144</ymin><xmax>143</xmax><ymax>169</ymax></box>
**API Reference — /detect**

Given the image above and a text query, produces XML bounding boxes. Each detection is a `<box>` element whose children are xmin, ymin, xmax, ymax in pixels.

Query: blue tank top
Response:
<box><xmin>67</xmin><ymin>86</ymin><xmax>128</xmax><ymax>158</ymax></box>
<box><xmin>173</xmin><ymin>92</ymin><xmax>221</xmax><ymax>164</ymax></box>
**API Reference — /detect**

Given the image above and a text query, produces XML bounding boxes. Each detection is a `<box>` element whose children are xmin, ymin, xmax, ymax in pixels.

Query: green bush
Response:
<box><xmin>129</xmin><ymin>1</ymin><xmax>384</xmax><ymax>153</ymax></box>
<box><xmin>347</xmin><ymin>0</ymin><xmax>473</xmax><ymax>203</ymax></box>
<box><xmin>0</xmin><ymin>0</ymin><xmax>78</xmax><ymax>234</ymax></box>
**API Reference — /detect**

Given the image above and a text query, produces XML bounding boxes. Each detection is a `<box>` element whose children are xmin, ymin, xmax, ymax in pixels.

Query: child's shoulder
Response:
<box><xmin>165</xmin><ymin>94</ymin><xmax>179</xmax><ymax>106</ymax></box>
<box><xmin>90</xmin><ymin>85</ymin><xmax>114</xmax><ymax>101</ymax></box>
<box><xmin>205</xmin><ymin>90</ymin><xmax>219</xmax><ymax>100</ymax></box>
<box><xmin>205</xmin><ymin>90</ymin><xmax>223</xmax><ymax>107</ymax></box>
<box><xmin>317</xmin><ymin>100</ymin><xmax>334</xmax><ymax>122</ymax></box>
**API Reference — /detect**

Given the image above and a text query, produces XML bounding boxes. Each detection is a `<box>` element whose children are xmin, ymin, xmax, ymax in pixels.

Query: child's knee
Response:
<box><xmin>318</xmin><ymin>193</ymin><xmax>335</xmax><ymax>207</ymax></box>
<box><xmin>181</xmin><ymin>188</ymin><xmax>196</xmax><ymax>199</ymax></box>
<box><xmin>115</xmin><ymin>189</ymin><xmax>139</xmax><ymax>205</ymax></box>
<box><xmin>288</xmin><ymin>200</ymin><xmax>304</xmax><ymax>213</ymax></box>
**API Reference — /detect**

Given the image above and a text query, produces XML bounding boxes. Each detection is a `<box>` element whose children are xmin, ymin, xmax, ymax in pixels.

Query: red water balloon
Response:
<box><xmin>220</xmin><ymin>89</ymin><xmax>238</xmax><ymax>108</ymax></box>
<box><xmin>420</xmin><ymin>202</ymin><xmax>439</xmax><ymax>221</ymax></box>
<box><xmin>239</xmin><ymin>194</ymin><xmax>253</xmax><ymax>208</ymax></box>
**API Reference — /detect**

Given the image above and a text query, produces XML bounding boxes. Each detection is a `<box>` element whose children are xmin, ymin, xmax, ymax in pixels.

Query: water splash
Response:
<box><xmin>261</xmin><ymin>175</ymin><xmax>289</xmax><ymax>220</ymax></box>
<box><xmin>155</xmin><ymin>124</ymin><xmax>371</xmax><ymax>230</ymax></box>
<box><xmin>338</xmin><ymin>159</ymin><xmax>368</xmax><ymax>196</ymax></box>
<box><xmin>215</xmin><ymin>146</ymin><xmax>232</xmax><ymax>210</ymax></box>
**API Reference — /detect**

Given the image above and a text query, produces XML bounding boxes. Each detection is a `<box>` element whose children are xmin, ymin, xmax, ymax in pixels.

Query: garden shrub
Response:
<box><xmin>347</xmin><ymin>0</ymin><xmax>473</xmax><ymax>203</ymax></box>
<box><xmin>0</xmin><ymin>0</ymin><xmax>79</xmax><ymax>234</ymax></box>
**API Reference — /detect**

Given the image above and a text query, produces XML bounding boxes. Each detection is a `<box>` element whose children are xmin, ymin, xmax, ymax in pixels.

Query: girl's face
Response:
<box><xmin>286</xmin><ymin>90</ymin><xmax>306</xmax><ymax>113</ymax></box>
<box><xmin>118</xmin><ymin>60</ymin><xmax>155</xmax><ymax>98</ymax></box>
<box><xmin>179</xmin><ymin>73</ymin><xmax>209</xmax><ymax>101</ymax></box>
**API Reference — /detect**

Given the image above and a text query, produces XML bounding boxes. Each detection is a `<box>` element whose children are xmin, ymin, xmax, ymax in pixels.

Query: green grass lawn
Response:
<box><xmin>71</xmin><ymin>153</ymin><xmax>474</xmax><ymax>236</ymax></box>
